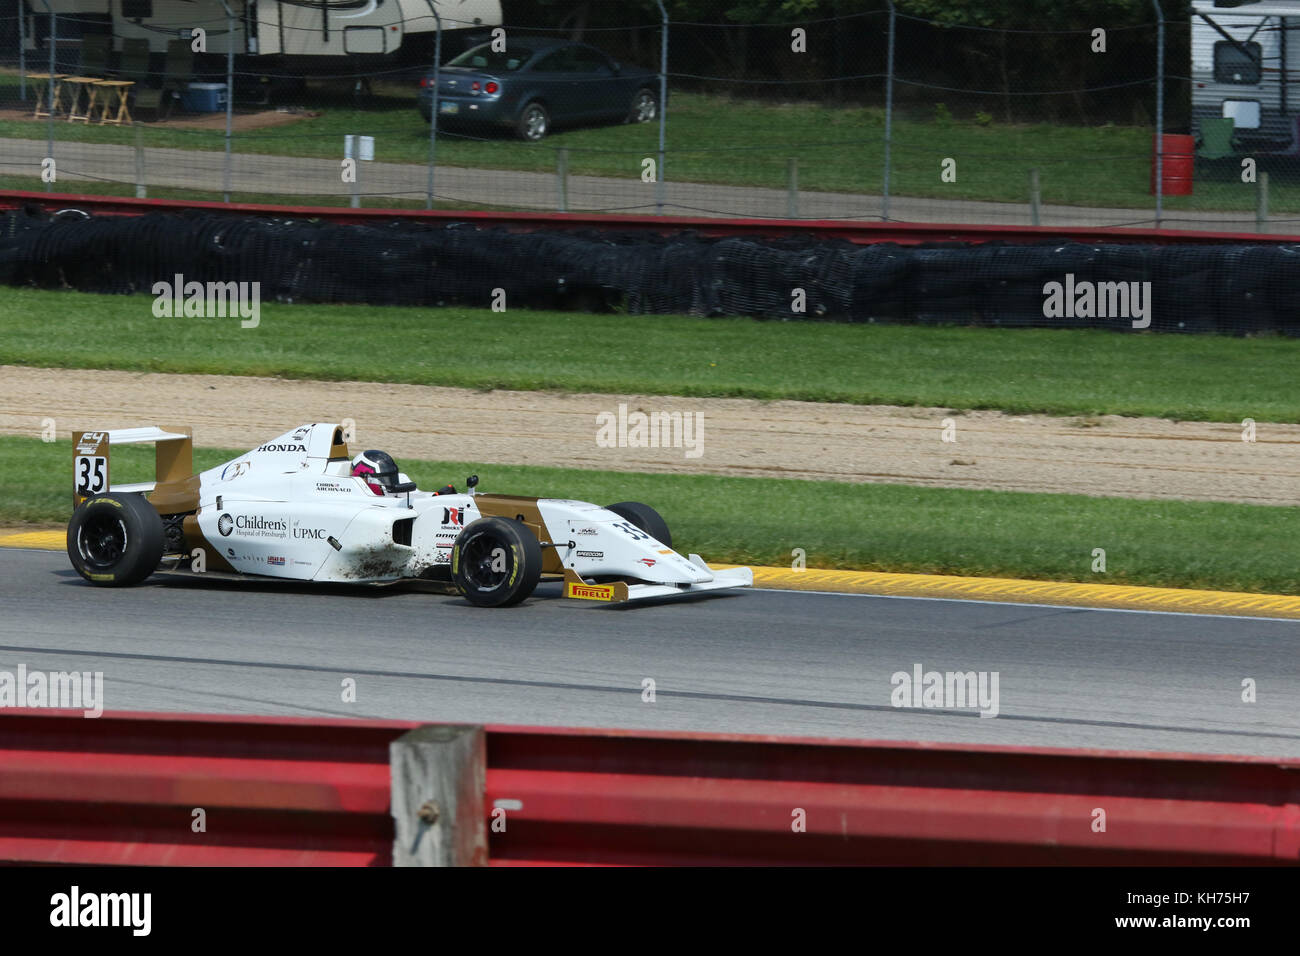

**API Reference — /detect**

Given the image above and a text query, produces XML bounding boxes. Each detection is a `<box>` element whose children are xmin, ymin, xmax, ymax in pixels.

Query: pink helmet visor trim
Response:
<box><xmin>352</xmin><ymin>462</ymin><xmax>384</xmax><ymax>495</ymax></box>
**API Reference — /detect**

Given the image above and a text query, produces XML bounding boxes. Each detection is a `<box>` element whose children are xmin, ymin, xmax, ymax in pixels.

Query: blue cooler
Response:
<box><xmin>179</xmin><ymin>82</ymin><xmax>227</xmax><ymax>112</ymax></box>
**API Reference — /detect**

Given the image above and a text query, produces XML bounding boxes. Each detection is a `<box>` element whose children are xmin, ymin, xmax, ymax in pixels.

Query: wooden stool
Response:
<box><xmin>64</xmin><ymin>77</ymin><xmax>103</xmax><ymax>123</ymax></box>
<box><xmin>28</xmin><ymin>73</ymin><xmax>68</xmax><ymax>118</ymax></box>
<box><xmin>95</xmin><ymin>80</ymin><xmax>134</xmax><ymax>125</ymax></box>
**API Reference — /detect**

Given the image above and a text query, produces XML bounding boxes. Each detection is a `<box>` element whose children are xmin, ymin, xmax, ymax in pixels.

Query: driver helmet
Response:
<box><xmin>351</xmin><ymin>450</ymin><xmax>400</xmax><ymax>495</ymax></box>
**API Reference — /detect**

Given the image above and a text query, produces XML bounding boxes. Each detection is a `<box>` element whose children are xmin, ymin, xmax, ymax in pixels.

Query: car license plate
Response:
<box><xmin>440</xmin><ymin>102</ymin><xmax>459</xmax><ymax>114</ymax></box>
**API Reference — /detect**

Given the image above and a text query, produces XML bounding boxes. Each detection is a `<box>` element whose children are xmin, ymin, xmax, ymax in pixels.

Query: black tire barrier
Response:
<box><xmin>2</xmin><ymin>206</ymin><xmax>1298</xmax><ymax>335</ymax></box>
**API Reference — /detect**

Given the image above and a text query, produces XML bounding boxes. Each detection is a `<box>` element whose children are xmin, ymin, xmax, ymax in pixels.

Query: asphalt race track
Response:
<box><xmin>2</xmin><ymin>549</ymin><xmax>1296</xmax><ymax>757</ymax></box>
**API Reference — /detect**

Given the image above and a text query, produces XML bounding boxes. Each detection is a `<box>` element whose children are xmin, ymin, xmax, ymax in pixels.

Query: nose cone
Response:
<box><xmin>633</xmin><ymin>551</ymin><xmax>713</xmax><ymax>584</ymax></box>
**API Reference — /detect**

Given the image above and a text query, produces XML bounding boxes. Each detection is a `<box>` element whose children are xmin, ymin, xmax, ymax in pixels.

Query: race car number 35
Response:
<box><xmin>76</xmin><ymin>455</ymin><xmax>107</xmax><ymax>495</ymax></box>
<box><xmin>614</xmin><ymin>521</ymin><xmax>651</xmax><ymax>541</ymax></box>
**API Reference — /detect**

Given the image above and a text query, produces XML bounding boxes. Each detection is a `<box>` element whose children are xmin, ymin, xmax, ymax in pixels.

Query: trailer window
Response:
<box><xmin>1214</xmin><ymin>41</ymin><xmax>1262</xmax><ymax>84</ymax></box>
<box><xmin>1223</xmin><ymin>99</ymin><xmax>1261</xmax><ymax>129</ymax></box>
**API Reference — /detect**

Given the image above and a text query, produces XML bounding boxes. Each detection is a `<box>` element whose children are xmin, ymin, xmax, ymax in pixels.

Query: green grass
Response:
<box><xmin>0</xmin><ymin>72</ymin><xmax>1287</xmax><ymax>214</ymax></box>
<box><xmin>1</xmin><ymin>288</ymin><xmax>1296</xmax><ymax>422</ymax></box>
<box><xmin>5</xmin><ymin>435</ymin><xmax>1294</xmax><ymax>593</ymax></box>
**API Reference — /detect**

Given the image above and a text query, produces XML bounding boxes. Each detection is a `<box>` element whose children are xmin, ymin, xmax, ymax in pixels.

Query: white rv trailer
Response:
<box><xmin>1192</xmin><ymin>0</ymin><xmax>1300</xmax><ymax>153</ymax></box>
<box><xmin>17</xmin><ymin>0</ymin><xmax>501</xmax><ymax>68</ymax></box>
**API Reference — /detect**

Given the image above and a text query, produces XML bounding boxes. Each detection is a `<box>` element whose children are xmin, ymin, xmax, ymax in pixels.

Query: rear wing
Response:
<box><xmin>72</xmin><ymin>426</ymin><xmax>193</xmax><ymax>510</ymax></box>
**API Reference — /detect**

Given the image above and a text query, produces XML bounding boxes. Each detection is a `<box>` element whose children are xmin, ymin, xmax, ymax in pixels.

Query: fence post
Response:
<box><xmin>41</xmin><ymin>1</ymin><xmax>54</xmax><ymax>193</ymax></box>
<box><xmin>1029</xmin><ymin>167</ymin><xmax>1041</xmax><ymax>226</ymax></box>
<box><xmin>419</xmin><ymin>3</ymin><xmax>444</xmax><ymax>210</ymax></box>
<box><xmin>134</xmin><ymin>124</ymin><xmax>146</xmax><ymax>198</ymax></box>
<box><xmin>883</xmin><ymin>0</ymin><xmax>896</xmax><ymax>221</ymax></box>
<box><xmin>556</xmin><ymin>147</ymin><xmax>569</xmax><ymax>211</ymax></box>
<box><xmin>1256</xmin><ymin>171</ymin><xmax>1269</xmax><ymax>232</ymax></box>
<box><xmin>390</xmin><ymin>725</ymin><xmax>487</xmax><ymax>867</ymax></box>
<box><xmin>18</xmin><ymin>1</ymin><xmax>25</xmax><ymax>101</ymax></box>
<box><xmin>29</xmin><ymin>1</ymin><xmax>57</xmax><ymax>192</ymax></box>
<box><xmin>1151</xmin><ymin>0</ymin><xmax>1164</xmax><ymax>228</ymax></box>
<box><xmin>786</xmin><ymin>157</ymin><xmax>799</xmax><ymax>218</ymax></box>
<box><xmin>216</xmin><ymin>1</ymin><xmax>235</xmax><ymax>202</ymax></box>
<box><xmin>350</xmin><ymin>143</ymin><xmax>361</xmax><ymax>209</ymax></box>
<box><xmin>654</xmin><ymin>1</ymin><xmax>669</xmax><ymax>215</ymax></box>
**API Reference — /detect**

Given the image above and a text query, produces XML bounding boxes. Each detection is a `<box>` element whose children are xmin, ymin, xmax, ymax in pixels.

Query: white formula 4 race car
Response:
<box><xmin>65</xmin><ymin>423</ymin><xmax>753</xmax><ymax>607</ymax></box>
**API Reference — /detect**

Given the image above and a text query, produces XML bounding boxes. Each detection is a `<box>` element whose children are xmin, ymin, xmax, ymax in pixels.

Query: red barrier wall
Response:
<box><xmin>1</xmin><ymin>711</ymin><xmax>1297</xmax><ymax>866</ymax></box>
<box><xmin>0</xmin><ymin>711</ymin><xmax>407</xmax><ymax>865</ymax></box>
<box><xmin>3</xmin><ymin>188</ymin><xmax>1296</xmax><ymax>246</ymax></box>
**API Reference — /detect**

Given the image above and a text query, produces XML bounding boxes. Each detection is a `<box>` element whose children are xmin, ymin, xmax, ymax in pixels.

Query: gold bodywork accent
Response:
<box><xmin>149</xmin><ymin>424</ymin><xmax>199</xmax><ymax>513</ymax></box>
<box><xmin>474</xmin><ymin>494</ymin><xmax>565</xmax><ymax>573</ymax></box>
<box><xmin>329</xmin><ymin>425</ymin><xmax>350</xmax><ymax>460</ymax></box>
<box><xmin>561</xmin><ymin>568</ymin><xmax>629</xmax><ymax>602</ymax></box>
<box><xmin>182</xmin><ymin>515</ymin><xmax>237</xmax><ymax>573</ymax></box>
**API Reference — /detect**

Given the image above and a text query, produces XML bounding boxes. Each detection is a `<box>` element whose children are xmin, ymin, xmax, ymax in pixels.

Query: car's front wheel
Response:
<box><xmin>451</xmin><ymin>516</ymin><xmax>543</xmax><ymax>607</ymax></box>
<box><xmin>516</xmin><ymin>101</ymin><xmax>550</xmax><ymax>141</ymax></box>
<box><xmin>627</xmin><ymin>88</ymin><xmax>658</xmax><ymax>124</ymax></box>
<box><xmin>67</xmin><ymin>493</ymin><xmax>165</xmax><ymax>587</ymax></box>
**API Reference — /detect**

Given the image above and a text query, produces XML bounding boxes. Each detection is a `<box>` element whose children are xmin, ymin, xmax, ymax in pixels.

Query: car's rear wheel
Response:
<box><xmin>604</xmin><ymin>501</ymin><xmax>671</xmax><ymax>548</ymax></box>
<box><xmin>628</xmin><ymin>88</ymin><xmax>658</xmax><ymax>124</ymax></box>
<box><xmin>67</xmin><ymin>493</ymin><xmax>165</xmax><ymax>587</ymax></box>
<box><xmin>516</xmin><ymin>101</ymin><xmax>550</xmax><ymax>141</ymax></box>
<box><xmin>451</xmin><ymin>516</ymin><xmax>543</xmax><ymax>607</ymax></box>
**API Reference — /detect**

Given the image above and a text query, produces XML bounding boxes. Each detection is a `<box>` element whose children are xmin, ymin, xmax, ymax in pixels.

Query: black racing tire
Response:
<box><xmin>451</xmin><ymin>516</ymin><xmax>543</xmax><ymax>607</ymax></box>
<box><xmin>604</xmin><ymin>501</ymin><xmax>671</xmax><ymax>549</ymax></box>
<box><xmin>516</xmin><ymin>100</ymin><xmax>550</xmax><ymax>141</ymax></box>
<box><xmin>627</xmin><ymin>87</ymin><xmax>658</xmax><ymax>124</ymax></box>
<box><xmin>67</xmin><ymin>493</ymin><xmax>165</xmax><ymax>587</ymax></box>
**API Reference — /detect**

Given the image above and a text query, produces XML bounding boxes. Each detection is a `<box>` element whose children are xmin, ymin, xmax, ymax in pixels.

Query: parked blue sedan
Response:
<box><xmin>417</xmin><ymin>38</ymin><xmax>661</xmax><ymax>141</ymax></box>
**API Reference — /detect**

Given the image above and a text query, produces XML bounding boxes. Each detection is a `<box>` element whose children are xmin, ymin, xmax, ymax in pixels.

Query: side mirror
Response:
<box><xmin>467</xmin><ymin>474</ymin><xmax>479</xmax><ymax>496</ymax></box>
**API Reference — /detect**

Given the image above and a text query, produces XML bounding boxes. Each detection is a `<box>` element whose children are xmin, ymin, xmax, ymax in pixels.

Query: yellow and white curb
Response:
<box><xmin>715</xmin><ymin>565</ymin><xmax>1300</xmax><ymax>620</ymax></box>
<box><xmin>5</xmin><ymin>530</ymin><xmax>1297</xmax><ymax>619</ymax></box>
<box><xmin>0</xmin><ymin>530</ymin><xmax>65</xmax><ymax>551</ymax></box>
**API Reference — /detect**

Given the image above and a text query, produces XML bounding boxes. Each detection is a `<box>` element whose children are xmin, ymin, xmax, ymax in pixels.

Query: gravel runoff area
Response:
<box><xmin>2</xmin><ymin>365</ymin><xmax>1296</xmax><ymax>507</ymax></box>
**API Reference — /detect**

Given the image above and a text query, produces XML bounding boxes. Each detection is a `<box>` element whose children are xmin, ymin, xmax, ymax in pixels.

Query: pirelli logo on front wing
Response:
<box><xmin>566</xmin><ymin>581</ymin><xmax>617</xmax><ymax>601</ymax></box>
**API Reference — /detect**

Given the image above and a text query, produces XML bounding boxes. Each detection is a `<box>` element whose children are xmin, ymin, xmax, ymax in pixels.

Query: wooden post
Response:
<box><xmin>1029</xmin><ymin>168</ymin><xmax>1041</xmax><ymax>227</ymax></box>
<box><xmin>390</xmin><ymin>725</ymin><xmax>487</xmax><ymax>866</ymax></box>
<box><xmin>350</xmin><ymin>152</ymin><xmax>361</xmax><ymax>209</ymax></box>
<box><xmin>557</xmin><ymin>147</ymin><xmax>569</xmax><ymax>212</ymax></box>
<box><xmin>786</xmin><ymin>157</ymin><xmax>798</xmax><ymax>219</ymax></box>
<box><xmin>134</xmin><ymin>124</ymin><xmax>146</xmax><ymax>199</ymax></box>
<box><xmin>1256</xmin><ymin>171</ymin><xmax>1269</xmax><ymax>233</ymax></box>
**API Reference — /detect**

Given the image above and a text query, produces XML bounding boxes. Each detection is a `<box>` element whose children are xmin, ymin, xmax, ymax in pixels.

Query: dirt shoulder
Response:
<box><xmin>3</xmin><ymin>365</ymin><xmax>1296</xmax><ymax>506</ymax></box>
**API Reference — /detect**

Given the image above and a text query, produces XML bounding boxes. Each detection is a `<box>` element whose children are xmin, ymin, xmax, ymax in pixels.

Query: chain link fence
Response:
<box><xmin>0</xmin><ymin>1</ymin><xmax>1293</xmax><ymax>231</ymax></box>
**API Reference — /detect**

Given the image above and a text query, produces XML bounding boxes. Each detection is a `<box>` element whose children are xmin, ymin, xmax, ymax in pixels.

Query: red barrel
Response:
<box><xmin>1150</xmin><ymin>133</ymin><xmax>1194</xmax><ymax>195</ymax></box>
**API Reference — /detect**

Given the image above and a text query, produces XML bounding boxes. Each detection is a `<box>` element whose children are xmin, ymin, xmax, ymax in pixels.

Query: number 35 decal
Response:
<box><xmin>613</xmin><ymin>521</ymin><xmax>650</xmax><ymax>542</ymax></box>
<box><xmin>75</xmin><ymin>455</ymin><xmax>107</xmax><ymax>495</ymax></box>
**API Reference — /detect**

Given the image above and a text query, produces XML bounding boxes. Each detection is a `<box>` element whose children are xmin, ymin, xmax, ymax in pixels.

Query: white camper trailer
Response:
<box><xmin>1191</xmin><ymin>0</ymin><xmax>1300</xmax><ymax>154</ymax></box>
<box><xmin>18</xmin><ymin>0</ymin><xmax>501</xmax><ymax>69</ymax></box>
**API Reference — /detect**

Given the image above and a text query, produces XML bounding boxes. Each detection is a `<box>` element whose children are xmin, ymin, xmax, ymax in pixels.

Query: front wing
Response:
<box><xmin>562</xmin><ymin>554</ymin><xmax>754</xmax><ymax>604</ymax></box>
